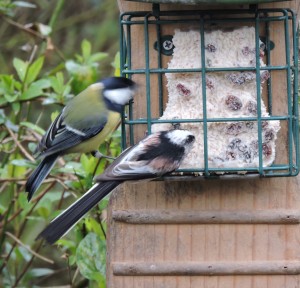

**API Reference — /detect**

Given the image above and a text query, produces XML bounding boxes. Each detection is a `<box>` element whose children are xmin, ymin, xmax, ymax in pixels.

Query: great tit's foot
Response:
<box><xmin>171</xmin><ymin>116</ymin><xmax>181</xmax><ymax>130</ymax></box>
<box><xmin>91</xmin><ymin>151</ymin><xmax>115</xmax><ymax>160</ymax></box>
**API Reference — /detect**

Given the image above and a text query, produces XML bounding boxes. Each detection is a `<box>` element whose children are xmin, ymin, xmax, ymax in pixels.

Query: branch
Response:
<box><xmin>12</xmin><ymin>241</ymin><xmax>44</xmax><ymax>288</ymax></box>
<box><xmin>6</xmin><ymin>126</ymin><xmax>35</xmax><ymax>162</ymax></box>
<box><xmin>3</xmin><ymin>17</ymin><xmax>46</xmax><ymax>40</ymax></box>
<box><xmin>5</xmin><ymin>232</ymin><xmax>54</xmax><ymax>264</ymax></box>
<box><xmin>0</xmin><ymin>182</ymin><xmax>55</xmax><ymax>274</ymax></box>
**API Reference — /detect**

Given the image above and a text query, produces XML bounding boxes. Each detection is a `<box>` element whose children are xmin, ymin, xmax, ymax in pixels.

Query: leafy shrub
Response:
<box><xmin>0</xmin><ymin>1</ymin><xmax>120</xmax><ymax>287</ymax></box>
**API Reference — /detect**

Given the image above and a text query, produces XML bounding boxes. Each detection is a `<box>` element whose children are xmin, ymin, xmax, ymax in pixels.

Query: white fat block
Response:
<box><xmin>152</xmin><ymin>27</ymin><xmax>280</xmax><ymax>171</ymax></box>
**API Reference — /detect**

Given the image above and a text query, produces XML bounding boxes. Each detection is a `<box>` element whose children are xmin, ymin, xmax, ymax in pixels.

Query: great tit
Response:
<box><xmin>26</xmin><ymin>77</ymin><xmax>136</xmax><ymax>201</ymax></box>
<box><xmin>37</xmin><ymin>129</ymin><xmax>195</xmax><ymax>244</ymax></box>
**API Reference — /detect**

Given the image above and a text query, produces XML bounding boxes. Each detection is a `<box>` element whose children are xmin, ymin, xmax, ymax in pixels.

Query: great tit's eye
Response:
<box><xmin>186</xmin><ymin>135</ymin><xmax>195</xmax><ymax>143</ymax></box>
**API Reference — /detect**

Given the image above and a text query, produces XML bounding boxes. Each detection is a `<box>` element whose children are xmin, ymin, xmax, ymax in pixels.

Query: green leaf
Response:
<box><xmin>51</xmin><ymin>111</ymin><xmax>60</xmax><ymax>122</ymax></box>
<box><xmin>57</xmin><ymin>161</ymin><xmax>83</xmax><ymax>174</ymax></box>
<box><xmin>5</xmin><ymin>119</ymin><xmax>19</xmax><ymax>132</ymax></box>
<box><xmin>80</xmin><ymin>154</ymin><xmax>99</xmax><ymax>175</ymax></box>
<box><xmin>84</xmin><ymin>218</ymin><xmax>103</xmax><ymax>238</ymax></box>
<box><xmin>38</xmin><ymin>191</ymin><xmax>71</xmax><ymax>207</ymax></box>
<box><xmin>7</xmin><ymin>154</ymin><xmax>26</xmax><ymax>177</ymax></box>
<box><xmin>0</xmin><ymin>109</ymin><xmax>5</xmax><ymax>125</ymax></box>
<box><xmin>56</xmin><ymin>239</ymin><xmax>76</xmax><ymax>250</ymax></box>
<box><xmin>36</xmin><ymin>206</ymin><xmax>50</xmax><ymax>218</ymax></box>
<box><xmin>13</xmin><ymin>58</ymin><xmax>28</xmax><ymax>82</ymax></box>
<box><xmin>49</xmin><ymin>72</ymin><xmax>64</xmax><ymax>94</ymax></box>
<box><xmin>81</xmin><ymin>39</ymin><xmax>91</xmax><ymax>62</ymax></box>
<box><xmin>17</xmin><ymin>192</ymin><xmax>28</xmax><ymax>209</ymax></box>
<box><xmin>26</xmin><ymin>57</ymin><xmax>44</xmax><ymax>84</ymax></box>
<box><xmin>20</xmin><ymin>79</ymin><xmax>51</xmax><ymax>100</ymax></box>
<box><xmin>97</xmin><ymin>196</ymin><xmax>109</xmax><ymax>211</ymax></box>
<box><xmin>0</xmin><ymin>203</ymin><xmax>6</xmax><ymax>213</ymax></box>
<box><xmin>0</xmin><ymin>74</ymin><xmax>16</xmax><ymax>95</ymax></box>
<box><xmin>36</xmin><ymin>23</ymin><xmax>52</xmax><ymax>36</ymax></box>
<box><xmin>11</xmin><ymin>159</ymin><xmax>35</xmax><ymax>168</ymax></box>
<box><xmin>65</xmin><ymin>60</ymin><xmax>81</xmax><ymax>74</ymax></box>
<box><xmin>16</xmin><ymin>246</ymin><xmax>31</xmax><ymax>262</ymax></box>
<box><xmin>13</xmin><ymin>1</ymin><xmax>37</xmax><ymax>8</ymax></box>
<box><xmin>88</xmin><ymin>52</ymin><xmax>108</xmax><ymax>64</ymax></box>
<box><xmin>20</xmin><ymin>121</ymin><xmax>45</xmax><ymax>135</ymax></box>
<box><xmin>76</xmin><ymin>232</ymin><xmax>106</xmax><ymax>283</ymax></box>
<box><xmin>112</xmin><ymin>52</ymin><xmax>121</xmax><ymax>77</ymax></box>
<box><xmin>75</xmin><ymin>54</ymin><xmax>84</xmax><ymax>63</ymax></box>
<box><xmin>12</xmin><ymin>102</ymin><xmax>20</xmax><ymax>114</ymax></box>
<box><xmin>4</xmin><ymin>93</ymin><xmax>18</xmax><ymax>103</ymax></box>
<box><xmin>69</xmin><ymin>255</ymin><xmax>76</xmax><ymax>266</ymax></box>
<box><xmin>28</xmin><ymin>268</ymin><xmax>54</xmax><ymax>277</ymax></box>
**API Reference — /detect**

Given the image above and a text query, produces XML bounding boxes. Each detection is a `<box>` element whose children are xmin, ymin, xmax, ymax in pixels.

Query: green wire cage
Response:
<box><xmin>120</xmin><ymin>4</ymin><xmax>299</xmax><ymax>178</ymax></box>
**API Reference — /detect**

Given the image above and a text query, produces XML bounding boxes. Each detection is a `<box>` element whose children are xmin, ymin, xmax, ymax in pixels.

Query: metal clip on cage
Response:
<box><xmin>120</xmin><ymin>4</ymin><xmax>299</xmax><ymax>178</ymax></box>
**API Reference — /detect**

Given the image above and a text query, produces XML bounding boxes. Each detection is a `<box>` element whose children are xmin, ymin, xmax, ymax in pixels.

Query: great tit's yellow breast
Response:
<box><xmin>67</xmin><ymin>111</ymin><xmax>121</xmax><ymax>154</ymax></box>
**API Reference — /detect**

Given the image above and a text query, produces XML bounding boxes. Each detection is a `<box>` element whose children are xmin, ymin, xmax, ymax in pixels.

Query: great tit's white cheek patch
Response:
<box><xmin>104</xmin><ymin>87</ymin><xmax>134</xmax><ymax>105</ymax></box>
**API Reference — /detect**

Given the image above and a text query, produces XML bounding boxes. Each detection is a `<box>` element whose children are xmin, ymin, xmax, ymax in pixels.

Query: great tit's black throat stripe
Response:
<box><xmin>103</xmin><ymin>97</ymin><xmax>123</xmax><ymax>113</ymax></box>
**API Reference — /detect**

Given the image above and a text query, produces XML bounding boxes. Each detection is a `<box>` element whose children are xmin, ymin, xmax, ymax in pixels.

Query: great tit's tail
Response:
<box><xmin>37</xmin><ymin>181</ymin><xmax>120</xmax><ymax>244</ymax></box>
<box><xmin>26</xmin><ymin>154</ymin><xmax>58</xmax><ymax>201</ymax></box>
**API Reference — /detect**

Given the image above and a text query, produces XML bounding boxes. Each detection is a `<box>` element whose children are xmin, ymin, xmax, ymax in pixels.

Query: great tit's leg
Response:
<box><xmin>171</xmin><ymin>116</ymin><xmax>181</xmax><ymax>130</ymax></box>
<box><xmin>91</xmin><ymin>150</ymin><xmax>115</xmax><ymax>160</ymax></box>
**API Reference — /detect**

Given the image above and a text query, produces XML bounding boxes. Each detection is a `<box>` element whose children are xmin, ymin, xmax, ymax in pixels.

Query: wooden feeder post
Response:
<box><xmin>107</xmin><ymin>1</ymin><xmax>300</xmax><ymax>287</ymax></box>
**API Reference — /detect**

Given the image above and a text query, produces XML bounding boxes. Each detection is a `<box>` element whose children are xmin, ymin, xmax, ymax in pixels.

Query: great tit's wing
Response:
<box><xmin>36</xmin><ymin>109</ymin><xmax>107</xmax><ymax>158</ymax></box>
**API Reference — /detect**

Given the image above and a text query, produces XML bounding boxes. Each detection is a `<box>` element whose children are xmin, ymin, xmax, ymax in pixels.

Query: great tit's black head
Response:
<box><xmin>102</xmin><ymin>77</ymin><xmax>136</xmax><ymax>109</ymax></box>
<box><xmin>102</xmin><ymin>77</ymin><xmax>136</xmax><ymax>90</ymax></box>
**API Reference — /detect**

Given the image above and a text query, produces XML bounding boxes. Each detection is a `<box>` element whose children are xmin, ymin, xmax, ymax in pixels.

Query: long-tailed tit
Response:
<box><xmin>37</xmin><ymin>129</ymin><xmax>195</xmax><ymax>244</ymax></box>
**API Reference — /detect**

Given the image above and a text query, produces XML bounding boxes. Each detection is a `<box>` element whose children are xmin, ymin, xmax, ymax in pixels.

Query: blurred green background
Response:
<box><xmin>0</xmin><ymin>1</ymin><xmax>122</xmax><ymax>287</ymax></box>
<box><xmin>0</xmin><ymin>0</ymin><xmax>119</xmax><ymax>74</ymax></box>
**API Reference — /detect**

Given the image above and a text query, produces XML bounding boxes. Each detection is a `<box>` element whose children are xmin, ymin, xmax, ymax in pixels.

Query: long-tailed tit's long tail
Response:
<box><xmin>37</xmin><ymin>181</ymin><xmax>120</xmax><ymax>244</ymax></box>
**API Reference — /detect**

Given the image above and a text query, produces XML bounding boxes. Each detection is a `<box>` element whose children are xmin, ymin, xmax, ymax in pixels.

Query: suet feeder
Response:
<box><xmin>107</xmin><ymin>1</ymin><xmax>300</xmax><ymax>287</ymax></box>
<box><xmin>120</xmin><ymin>3</ymin><xmax>299</xmax><ymax>178</ymax></box>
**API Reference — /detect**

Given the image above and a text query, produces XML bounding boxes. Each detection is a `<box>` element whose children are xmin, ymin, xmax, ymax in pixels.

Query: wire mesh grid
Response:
<box><xmin>120</xmin><ymin>4</ymin><xmax>299</xmax><ymax>178</ymax></box>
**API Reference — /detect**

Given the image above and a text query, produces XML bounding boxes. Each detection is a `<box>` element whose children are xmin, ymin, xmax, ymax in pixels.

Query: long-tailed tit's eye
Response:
<box><xmin>186</xmin><ymin>135</ymin><xmax>195</xmax><ymax>143</ymax></box>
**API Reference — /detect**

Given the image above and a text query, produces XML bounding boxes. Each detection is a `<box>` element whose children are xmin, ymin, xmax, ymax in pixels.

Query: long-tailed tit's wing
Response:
<box><xmin>95</xmin><ymin>130</ymin><xmax>194</xmax><ymax>182</ymax></box>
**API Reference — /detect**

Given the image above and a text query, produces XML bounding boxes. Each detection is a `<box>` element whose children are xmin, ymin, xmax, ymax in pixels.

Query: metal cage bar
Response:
<box><xmin>119</xmin><ymin>5</ymin><xmax>299</xmax><ymax>178</ymax></box>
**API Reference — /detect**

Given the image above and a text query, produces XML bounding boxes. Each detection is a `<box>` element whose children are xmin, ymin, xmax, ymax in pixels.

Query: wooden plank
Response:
<box><xmin>112</xmin><ymin>209</ymin><xmax>300</xmax><ymax>224</ymax></box>
<box><xmin>113</xmin><ymin>261</ymin><xmax>300</xmax><ymax>276</ymax></box>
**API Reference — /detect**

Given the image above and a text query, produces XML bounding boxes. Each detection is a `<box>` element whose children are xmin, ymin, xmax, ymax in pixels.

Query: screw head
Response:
<box><xmin>163</xmin><ymin>40</ymin><xmax>174</xmax><ymax>51</ymax></box>
<box><xmin>154</xmin><ymin>35</ymin><xmax>174</xmax><ymax>56</ymax></box>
